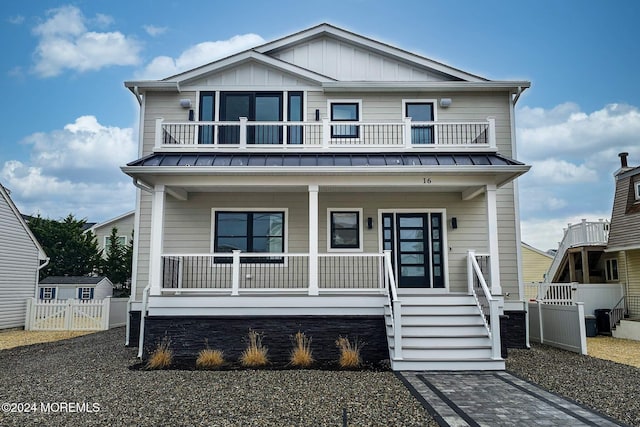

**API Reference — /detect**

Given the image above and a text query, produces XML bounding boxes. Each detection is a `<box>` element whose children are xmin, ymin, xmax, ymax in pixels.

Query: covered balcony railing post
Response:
<box><xmin>322</xmin><ymin>118</ymin><xmax>330</xmax><ymax>148</ymax></box>
<box><xmin>403</xmin><ymin>117</ymin><xmax>412</xmax><ymax>147</ymax></box>
<box><xmin>239</xmin><ymin>117</ymin><xmax>248</xmax><ymax>148</ymax></box>
<box><xmin>155</xmin><ymin>118</ymin><xmax>164</xmax><ymax>149</ymax></box>
<box><xmin>487</xmin><ymin>117</ymin><xmax>496</xmax><ymax>149</ymax></box>
<box><xmin>231</xmin><ymin>250</ymin><xmax>241</xmax><ymax>296</ymax></box>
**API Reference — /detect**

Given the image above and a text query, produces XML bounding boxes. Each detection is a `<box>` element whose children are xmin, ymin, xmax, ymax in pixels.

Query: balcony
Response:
<box><xmin>154</xmin><ymin>117</ymin><xmax>496</xmax><ymax>151</ymax></box>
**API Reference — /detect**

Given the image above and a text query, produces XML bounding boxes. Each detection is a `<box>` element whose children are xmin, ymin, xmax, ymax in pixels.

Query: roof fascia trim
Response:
<box><xmin>322</xmin><ymin>81</ymin><xmax>531</xmax><ymax>93</ymax></box>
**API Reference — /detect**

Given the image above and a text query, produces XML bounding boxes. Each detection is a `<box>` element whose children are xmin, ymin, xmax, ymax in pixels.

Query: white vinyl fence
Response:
<box><xmin>528</xmin><ymin>301</ymin><xmax>587</xmax><ymax>355</ymax></box>
<box><xmin>25</xmin><ymin>297</ymin><xmax>128</xmax><ymax>331</ymax></box>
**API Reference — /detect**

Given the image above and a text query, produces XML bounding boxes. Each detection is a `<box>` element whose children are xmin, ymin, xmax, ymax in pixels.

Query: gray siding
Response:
<box><xmin>93</xmin><ymin>213</ymin><xmax>135</xmax><ymax>255</ymax></box>
<box><xmin>0</xmin><ymin>191</ymin><xmax>41</xmax><ymax>329</ymax></box>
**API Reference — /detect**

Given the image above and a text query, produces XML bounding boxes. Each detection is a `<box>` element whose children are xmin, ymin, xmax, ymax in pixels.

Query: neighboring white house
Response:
<box><xmin>0</xmin><ymin>183</ymin><xmax>48</xmax><ymax>329</ymax></box>
<box><xmin>87</xmin><ymin>211</ymin><xmax>135</xmax><ymax>257</ymax></box>
<box><xmin>121</xmin><ymin>23</ymin><xmax>531</xmax><ymax>370</ymax></box>
<box><xmin>38</xmin><ymin>276</ymin><xmax>113</xmax><ymax>301</ymax></box>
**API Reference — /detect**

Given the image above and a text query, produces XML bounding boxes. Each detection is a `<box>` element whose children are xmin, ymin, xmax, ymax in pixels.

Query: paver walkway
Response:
<box><xmin>399</xmin><ymin>371</ymin><xmax>624</xmax><ymax>427</ymax></box>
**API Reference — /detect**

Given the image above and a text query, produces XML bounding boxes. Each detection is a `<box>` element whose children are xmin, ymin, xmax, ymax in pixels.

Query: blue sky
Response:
<box><xmin>1</xmin><ymin>0</ymin><xmax>639</xmax><ymax>250</ymax></box>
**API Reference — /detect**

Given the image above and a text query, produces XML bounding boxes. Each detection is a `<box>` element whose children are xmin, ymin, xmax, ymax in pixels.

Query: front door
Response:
<box><xmin>382</xmin><ymin>212</ymin><xmax>445</xmax><ymax>289</ymax></box>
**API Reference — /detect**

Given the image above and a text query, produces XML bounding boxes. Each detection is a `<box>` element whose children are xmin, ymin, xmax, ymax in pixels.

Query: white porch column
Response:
<box><xmin>486</xmin><ymin>184</ymin><xmax>502</xmax><ymax>295</ymax></box>
<box><xmin>308</xmin><ymin>185</ymin><xmax>319</xmax><ymax>295</ymax></box>
<box><xmin>148</xmin><ymin>184</ymin><xmax>166</xmax><ymax>296</ymax></box>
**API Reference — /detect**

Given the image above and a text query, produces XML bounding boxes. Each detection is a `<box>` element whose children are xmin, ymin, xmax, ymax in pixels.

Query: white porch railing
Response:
<box><xmin>467</xmin><ymin>250</ymin><xmax>501</xmax><ymax>360</ymax></box>
<box><xmin>545</xmin><ymin>219</ymin><xmax>610</xmax><ymax>282</ymax></box>
<box><xmin>160</xmin><ymin>252</ymin><xmax>391</xmax><ymax>295</ymax></box>
<box><xmin>524</xmin><ymin>282</ymin><xmax>576</xmax><ymax>305</ymax></box>
<box><xmin>155</xmin><ymin>117</ymin><xmax>496</xmax><ymax>150</ymax></box>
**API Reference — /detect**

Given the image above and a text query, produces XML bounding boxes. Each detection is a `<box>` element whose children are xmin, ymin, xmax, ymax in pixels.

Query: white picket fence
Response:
<box><xmin>25</xmin><ymin>298</ymin><xmax>111</xmax><ymax>331</ymax></box>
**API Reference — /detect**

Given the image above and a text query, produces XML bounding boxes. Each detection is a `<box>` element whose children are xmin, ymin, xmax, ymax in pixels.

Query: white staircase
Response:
<box><xmin>385</xmin><ymin>293</ymin><xmax>505</xmax><ymax>371</ymax></box>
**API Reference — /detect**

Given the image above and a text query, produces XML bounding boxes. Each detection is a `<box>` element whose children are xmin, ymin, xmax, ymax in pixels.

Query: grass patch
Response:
<box><xmin>240</xmin><ymin>330</ymin><xmax>269</xmax><ymax>367</ymax></box>
<box><xmin>335</xmin><ymin>336</ymin><xmax>362</xmax><ymax>368</ymax></box>
<box><xmin>146</xmin><ymin>337</ymin><xmax>173</xmax><ymax>370</ymax></box>
<box><xmin>290</xmin><ymin>331</ymin><xmax>314</xmax><ymax>368</ymax></box>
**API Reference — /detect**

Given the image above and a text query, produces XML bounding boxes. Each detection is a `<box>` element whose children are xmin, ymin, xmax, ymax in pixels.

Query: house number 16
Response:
<box><xmin>423</xmin><ymin>178</ymin><xmax>432</xmax><ymax>184</ymax></box>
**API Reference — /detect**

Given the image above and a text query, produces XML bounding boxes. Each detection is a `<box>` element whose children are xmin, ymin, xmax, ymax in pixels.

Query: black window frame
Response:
<box><xmin>405</xmin><ymin>102</ymin><xmax>435</xmax><ymax>144</ymax></box>
<box><xmin>605</xmin><ymin>258</ymin><xmax>619</xmax><ymax>281</ymax></box>
<box><xmin>198</xmin><ymin>91</ymin><xmax>216</xmax><ymax>144</ymax></box>
<box><xmin>330</xmin><ymin>102</ymin><xmax>360</xmax><ymax>138</ymax></box>
<box><xmin>330</xmin><ymin>211</ymin><xmax>360</xmax><ymax>249</ymax></box>
<box><xmin>219</xmin><ymin>92</ymin><xmax>283</xmax><ymax>145</ymax></box>
<box><xmin>287</xmin><ymin>91</ymin><xmax>304</xmax><ymax>145</ymax></box>
<box><xmin>213</xmin><ymin>211</ymin><xmax>285</xmax><ymax>263</ymax></box>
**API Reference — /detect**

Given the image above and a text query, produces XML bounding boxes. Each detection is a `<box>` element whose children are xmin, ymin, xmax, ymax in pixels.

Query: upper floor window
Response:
<box><xmin>404</xmin><ymin>100</ymin><xmax>435</xmax><ymax>144</ymax></box>
<box><xmin>635</xmin><ymin>181</ymin><xmax>640</xmax><ymax>201</ymax></box>
<box><xmin>104</xmin><ymin>235</ymin><xmax>127</xmax><ymax>256</ymax></box>
<box><xmin>330</xmin><ymin>101</ymin><xmax>360</xmax><ymax>138</ymax></box>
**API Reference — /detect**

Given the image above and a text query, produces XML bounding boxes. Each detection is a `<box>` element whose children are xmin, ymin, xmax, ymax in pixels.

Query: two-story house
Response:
<box><xmin>606</xmin><ymin>153</ymin><xmax>640</xmax><ymax>323</ymax></box>
<box><xmin>122</xmin><ymin>24</ymin><xmax>530</xmax><ymax>370</ymax></box>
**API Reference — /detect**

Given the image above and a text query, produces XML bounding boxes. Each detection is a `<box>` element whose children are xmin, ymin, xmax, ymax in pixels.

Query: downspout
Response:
<box><xmin>34</xmin><ymin>257</ymin><xmax>50</xmax><ymax>298</ymax></box>
<box><xmin>132</xmin><ymin>178</ymin><xmax>153</xmax><ymax>193</ymax></box>
<box><xmin>132</xmin><ymin>86</ymin><xmax>142</xmax><ymax>106</ymax></box>
<box><xmin>512</xmin><ymin>86</ymin><xmax>524</xmax><ymax>105</ymax></box>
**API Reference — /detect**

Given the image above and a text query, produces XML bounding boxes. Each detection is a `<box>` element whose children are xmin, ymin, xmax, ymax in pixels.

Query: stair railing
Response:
<box><xmin>609</xmin><ymin>295</ymin><xmax>627</xmax><ymax>330</ymax></box>
<box><xmin>383</xmin><ymin>250</ymin><xmax>402</xmax><ymax>360</ymax></box>
<box><xmin>467</xmin><ymin>250</ymin><xmax>501</xmax><ymax>360</ymax></box>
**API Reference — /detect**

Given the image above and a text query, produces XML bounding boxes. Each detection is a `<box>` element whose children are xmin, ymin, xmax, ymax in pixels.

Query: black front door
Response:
<box><xmin>382</xmin><ymin>212</ymin><xmax>445</xmax><ymax>289</ymax></box>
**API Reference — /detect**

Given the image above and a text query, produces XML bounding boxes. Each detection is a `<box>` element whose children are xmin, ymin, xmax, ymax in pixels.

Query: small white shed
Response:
<box><xmin>38</xmin><ymin>276</ymin><xmax>113</xmax><ymax>301</ymax></box>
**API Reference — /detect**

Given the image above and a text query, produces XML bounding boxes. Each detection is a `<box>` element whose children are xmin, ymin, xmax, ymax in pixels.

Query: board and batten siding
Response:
<box><xmin>271</xmin><ymin>36</ymin><xmax>450</xmax><ymax>82</ymax></box>
<box><xmin>0</xmin><ymin>191</ymin><xmax>43</xmax><ymax>329</ymax></box>
<box><xmin>135</xmin><ymin>189</ymin><xmax>519</xmax><ymax>299</ymax></box>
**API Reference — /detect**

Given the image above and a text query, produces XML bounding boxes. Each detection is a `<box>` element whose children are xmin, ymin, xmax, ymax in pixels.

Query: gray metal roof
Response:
<box><xmin>127</xmin><ymin>152</ymin><xmax>524</xmax><ymax>168</ymax></box>
<box><xmin>40</xmin><ymin>276</ymin><xmax>106</xmax><ymax>285</ymax></box>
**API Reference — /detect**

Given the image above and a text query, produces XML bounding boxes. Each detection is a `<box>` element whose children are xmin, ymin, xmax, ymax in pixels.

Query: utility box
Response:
<box><xmin>584</xmin><ymin>315</ymin><xmax>597</xmax><ymax>337</ymax></box>
<box><xmin>594</xmin><ymin>309</ymin><xmax>612</xmax><ymax>335</ymax></box>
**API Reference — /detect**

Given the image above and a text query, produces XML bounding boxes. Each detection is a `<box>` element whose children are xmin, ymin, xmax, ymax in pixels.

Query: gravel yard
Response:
<box><xmin>0</xmin><ymin>328</ymin><xmax>433</xmax><ymax>427</ymax></box>
<box><xmin>506</xmin><ymin>343</ymin><xmax>640</xmax><ymax>426</ymax></box>
<box><xmin>2</xmin><ymin>328</ymin><xmax>639</xmax><ymax>426</ymax></box>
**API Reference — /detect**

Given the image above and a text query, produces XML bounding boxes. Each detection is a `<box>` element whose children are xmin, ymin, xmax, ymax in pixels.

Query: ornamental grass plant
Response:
<box><xmin>146</xmin><ymin>336</ymin><xmax>173</xmax><ymax>370</ymax></box>
<box><xmin>240</xmin><ymin>329</ymin><xmax>269</xmax><ymax>367</ymax></box>
<box><xmin>335</xmin><ymin>336</ymin><xmax>362</xmax><ymax>368</ymax></box>
<box><xmin>289</xmin><ymin>331</ymin><xmax>314</xmax><ymax>368</ymax></box>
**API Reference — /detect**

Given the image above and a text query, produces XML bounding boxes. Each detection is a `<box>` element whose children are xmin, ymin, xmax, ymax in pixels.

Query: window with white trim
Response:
<box><xmin>104</xmin><ymin>235</ymin><xmax>127</xmax><ymax>255</ymax></box>
<box><xmin>327</xmin><ymin>209</ymin><xmax>363</xmax><ymax>251</ymax></box>
<box><xmin>41</xmin><ymin>287</ymin><xmax>55</xmax><ymax>300</ymax></box>
<box><xmin>329</xmin><ymin>100</ymin><xmax>361</xmax><ymax>138</ymax></box>
<box><xmin>403</xmin><ymin>99</ymin><xmax>436</xmax><ymax>144</ymax></box>
<box><xmin>78</xmin><ymin>287</ymin><xmax>93</xmax><ymax>300</ymax></box>
<box><xmin>605</xmin><ymin>258</ymin><xmax>619</xmax><ymax>281</ymax></box>
<box><xmin>635</xmin><ymin>181</ymin><xmax>640</xmax><ymax>201</ymax></box>
<box><xmin>213</xmin><ymin>211</ymin><xmax>285</xmax><ymax>263</ymax></box>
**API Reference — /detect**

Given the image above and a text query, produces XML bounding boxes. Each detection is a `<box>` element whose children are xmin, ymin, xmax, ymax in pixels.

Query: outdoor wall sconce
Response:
<box><xmin>439</xmin><ymin>98</ymin><xmax>452</xmax><ymax>108</ymax></box>
<box><xmin>315</xmin><ymin>109</ymin><xmax>320</xmax><ymax>121</ymax></box>
<box><xmin>451</xmin><ymin>217</ymin><xmax>458</xmax><ymax>229</ymax></box>
<box><xmin>367</xmin><ymin>217</ymin><xmax>373</xmax><ymax>229</ymax></box>
<box><xmin>180</xmin><ymin>99</ymin><xmax>192</xmax><ymax>108</ymax></box>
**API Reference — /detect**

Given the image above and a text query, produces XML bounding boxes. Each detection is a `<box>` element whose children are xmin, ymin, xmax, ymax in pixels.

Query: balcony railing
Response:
<box><xmin>155</xmin><ymin>117</ymin><xmax>496</xmax><ymax>150</ymax></box>
<box><xmin>160</xmin><ymin>252</ymin><xmax>391</xmax><ymax>295</ymax></box>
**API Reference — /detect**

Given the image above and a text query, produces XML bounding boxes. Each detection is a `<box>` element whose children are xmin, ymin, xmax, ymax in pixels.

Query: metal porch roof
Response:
<box><xmin>127</xmin><ymin>152</ymin><xmax>524</xmax><ymax>168</ymax></box>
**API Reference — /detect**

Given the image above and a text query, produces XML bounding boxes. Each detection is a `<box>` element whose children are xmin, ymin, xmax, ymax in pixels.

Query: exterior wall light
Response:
<box><xmin>179</xmin><ymin>99</ymin><xmax>192</xmax><ymax>108</ymax></box>
<box><xmin>439</xmin><ymin>98</ymin><xmax>452</xmax><ymax>108</ymax></box>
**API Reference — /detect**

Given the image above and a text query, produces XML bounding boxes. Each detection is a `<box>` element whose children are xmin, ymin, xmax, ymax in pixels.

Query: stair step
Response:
<box><xmin>401</xmin><ymin>314</ymin><xmax>486</xmax><ymax>326</ymax></box>
<box><xmin>392</xmin><ymin>336</ymin><xmax>491</xmax><ymax>347</ymax></box>
<box><xmin>395</xmin><ymin>295</ymin><xmax>477</xmax><ymax>305</ymax></box>
<box><xmin>390</xmin><ymin>346</ymin><xmax>492</xmax><ymax>359</ymax></box>
<box><xmin>400</xmin><ymin>304</ymin><xmax>480</xmax><ymax>315</ymax></box>
<box><xmin>391</xmin><ymin>358</ymin><xmax>504</xmax><ymax>371</ymax></box>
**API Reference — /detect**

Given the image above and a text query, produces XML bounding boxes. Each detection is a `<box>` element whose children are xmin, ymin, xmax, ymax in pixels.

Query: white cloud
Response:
<box><xmin>143</xmin><ymin>25</ymin><xmax>167</xmax><ymax>37</ymax></box>
<box><xmin>31</xmin><ymin>5</ymin><xmax>141</xmax><ymax>77</ymax></box>
<box><xmin>1</xmin><ymin>116</ymin><xmax>136</xmax><ymax>221</ymax></box>
<box><xmin>8</xmin><ymin>15</ymin><xmax>25</xmax><ymax>25</ymax></box>
<box><xmin>137</xmin><ymin>33</ymin><xmax>265</xmax><ymax>79</ymax></box>
<box><xmin>529</xmin><ymin>159</ymin><xmax>598</xmax><ymax>184</ymax></box>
